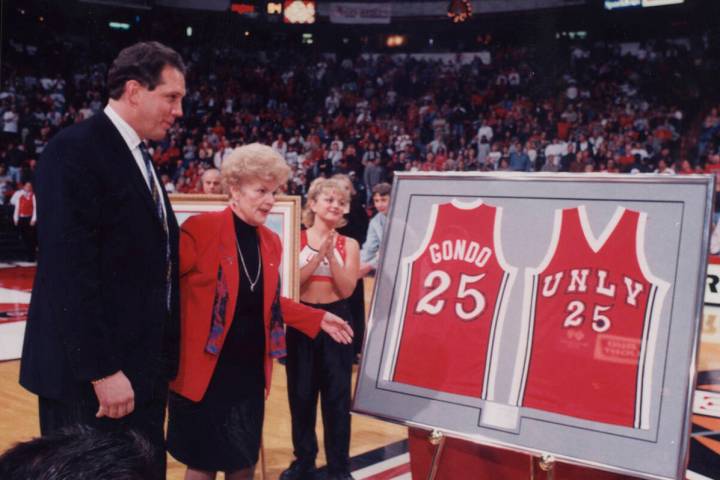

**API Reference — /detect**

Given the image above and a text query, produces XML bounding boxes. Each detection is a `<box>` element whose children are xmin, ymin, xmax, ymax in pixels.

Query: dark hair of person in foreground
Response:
<box><xmin>0</xmin><ymin>425</ymin><xmax>157</xmax><ymax>480</ymax></box>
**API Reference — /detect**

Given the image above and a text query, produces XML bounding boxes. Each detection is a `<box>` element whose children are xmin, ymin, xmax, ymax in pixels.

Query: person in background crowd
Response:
<box><xmin>363</xmin><ymin>157</ymin><xmax>385</xmax><ymax>205</ymax></box>
<box><xmin>12</xmin><ymin>181</ymin><xmax>36</xmax><ymax>262</ymax></box>
<box><xmin>161</xmin><ymin>174</ymin><xmax>176</xmax><ymax>193</ymax></box>
<box><xmin>5</xmin><ymin>142</ymin><xmax>26</xmax><ymax>184</ymax></box>
<box><xmin>167</xmin><ymin>144</ymin><xmax>352</xmax><ymax>480</ymax></box>
<box><xmin>201</xmin><ymin>168</ymin><xmax>223</xmax><ymax>194</ymax></box>
<box><xmin>282</xmin><ymin>178</ymin><xmax>360</xmax><ymax>480</ymax></box>
<box><xmin>0</xmin><ymin>165</ymin><xmax>11</xmax><ymax>204</ymax></box>
<box><xmin>359</xmin><ymin>182</ymin><xmax>392</xmax><ymax>277</ymax></box>
<box><xmin>2</xmin><ymin>105</ymin><xmax>19</xmax><ymax>142</ymax></box>
<box><xmin>272</xmin><ymin>133</ymin><xmax>288</xmax><ymax>159</ymax></box>
<box><xmin>19</xmin><ymin>41</ymin><xmax>186</xmax><ymax>480</ymax></box>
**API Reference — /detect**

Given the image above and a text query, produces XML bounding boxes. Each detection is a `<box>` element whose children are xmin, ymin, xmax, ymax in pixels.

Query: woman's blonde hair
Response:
<box><xmin>302</xmin><ymin>177</ymin><xmax>350</xmax><ymax>228</ymax></box>
<box><xmin>221</xmin><ymin>143</ymin><xmax>291</xmax><ymax>192</ymax></box>
<box><xmin>330</xmin><ymin>173</ymin><xmax>356</xmax><ymax>196</ymax></box>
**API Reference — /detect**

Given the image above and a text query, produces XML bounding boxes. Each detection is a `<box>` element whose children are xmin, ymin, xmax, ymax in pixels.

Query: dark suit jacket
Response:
<box><xmin>20</xmin><ymin>112</ymin><xmax>180</xmax><ymax>405</ymax></box>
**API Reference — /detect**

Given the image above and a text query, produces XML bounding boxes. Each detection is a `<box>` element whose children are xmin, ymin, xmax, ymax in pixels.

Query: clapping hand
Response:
<box><xmin>318</xmin><ymin>230</ymin><xmax>336</xmax><ymax>262</ymax></box>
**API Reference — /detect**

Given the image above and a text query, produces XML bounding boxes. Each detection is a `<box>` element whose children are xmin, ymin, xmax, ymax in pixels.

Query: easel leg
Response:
<box><xmin>529</xmin><ymin>455</ymin><xmax>536</xmax><ymax>480</ymax></box>
<box><xmin>427</xmin><ymin>430</ymin><xmax>447</xmax><ymax>480</ymax></box>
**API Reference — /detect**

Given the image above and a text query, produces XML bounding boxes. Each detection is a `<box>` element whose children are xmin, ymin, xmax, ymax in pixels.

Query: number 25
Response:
<box><xmin>564</xmin><ymin>300</ymin><xmax>611</xmax><ymax>333</ymax></box>
<box><xmin>415</xmin><ymin>270</ymin><xmax>486</xmax><ymax>321</ymax></box>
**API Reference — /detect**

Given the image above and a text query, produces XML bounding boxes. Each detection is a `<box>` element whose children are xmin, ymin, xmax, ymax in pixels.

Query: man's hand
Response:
<box><xmin>320</xmin><ymin>312</ymin><xmax>354</xmax><ymax>344</ymax></box>
<box><xmin>92</xmin><ymin>370</ymin><xmax>135</xmax><ymax>419</ymax></box>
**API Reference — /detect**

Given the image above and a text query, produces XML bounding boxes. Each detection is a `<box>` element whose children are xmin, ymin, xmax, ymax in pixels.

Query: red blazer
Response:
<box><xmin>170</xmin><ymin>207</ymin><xmax>324</xmax><ymax>401</ymax></box>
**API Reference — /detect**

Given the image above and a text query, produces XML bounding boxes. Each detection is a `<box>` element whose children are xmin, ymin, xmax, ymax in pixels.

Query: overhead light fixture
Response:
<box><xmin>448</xmin><ymin>0</ymin><xmax>472</xmax><ymax>23</ymax></box>
<box><xmin>386</xmin><ymin>35</ymin><xmax>406</xmax><ymax>48</ymax></box>
<box><xmin>109</xmin><ymin>22</ymin><xmax>131</xmax><ymax>30</ymax></box>
<box><xmin>284</xmin><ymin>1</ymin><xmax>315</xmax><ymax>24</ymax></box>
<box><xmin>268</xmin><ymin>2</ymin><xmax>282</xmax><ymax>14</ymax></box>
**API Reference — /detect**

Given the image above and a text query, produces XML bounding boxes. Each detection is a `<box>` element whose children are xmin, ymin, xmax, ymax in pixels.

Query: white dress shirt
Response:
<box><xmin>104</xmin><ymin>105</ymin><xmax>167</xmax><ymax>219</ymax></box>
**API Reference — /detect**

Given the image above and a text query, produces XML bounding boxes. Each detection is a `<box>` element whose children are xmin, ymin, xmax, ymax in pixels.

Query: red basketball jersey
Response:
<box><xmin>389</xmin><ymin>200</ymin><xmax>516</xmax><ymax>399</ymax></box>
<box><xmin>515</xmin><ymin>206</ymin><xmax>668</xmax><ymax>429</ymax></box>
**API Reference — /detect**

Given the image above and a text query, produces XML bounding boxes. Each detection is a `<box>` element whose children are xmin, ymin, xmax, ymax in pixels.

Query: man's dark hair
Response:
<box><xmin>107</xmin><ymin>41</ymin><xmax>186</xmax><ymax>100</ymax></box>
<box><xmin>372</xmin><ymin>182</ymin><xmax>392</xmax><ymax>197</ymax></box>
<box><xmin>0</xmin><ymin>425</ymin><xmax>156</xmax><ymax>479</ymax></box>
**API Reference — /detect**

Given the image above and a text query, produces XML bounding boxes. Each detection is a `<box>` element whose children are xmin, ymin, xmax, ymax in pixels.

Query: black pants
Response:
<box><xmin>347</xmin><ymin>279</ymin><xmax>365</xmax><ymax>358</ymax></box>
<box><xmin>286</xmin><ymin>299</ymin><xmax>354</xmax><ymax>475</ymax></box>
<box><xmin>39</xmin><ymin>384</ymin><xmax>168</xmax><ymax>480</ymax></box>
<box><xmin>17</xmin><ymin>216</ymin><xmax>36</xmax><ymax>261</ymax></box>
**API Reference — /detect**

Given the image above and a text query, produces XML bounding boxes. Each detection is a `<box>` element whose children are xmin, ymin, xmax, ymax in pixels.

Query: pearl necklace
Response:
<box><xmin>236</xmin><ymin>241</ymin><xmax>262</xmax><ymax>292</ymax></box>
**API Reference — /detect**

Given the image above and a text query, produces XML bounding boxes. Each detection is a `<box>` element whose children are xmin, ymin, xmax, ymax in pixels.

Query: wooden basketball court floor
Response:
<box><xmin>0</xmin><ymin>269</ymin><xmax>407</xmax><ymax>479</ymax></box>
<box><xmin>1</xmin><ymin>266</ymin><xmax>719</xmax><ymax>479</ymax></box>
<box><xmin>0</xmin><ymin>357</ymin><xmax>409</xmax><ymax>479</ymax></box>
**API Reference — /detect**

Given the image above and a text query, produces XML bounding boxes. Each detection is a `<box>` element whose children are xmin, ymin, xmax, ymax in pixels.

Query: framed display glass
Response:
<box><xmin>169</xmin><ymin>194</ymin><xmax>301</xmax><ymax>300</ymax></box>
<box><xmin>353</xmin><ymin>172</ymin><xmax>714</xmax><ymax>480</ymax></box>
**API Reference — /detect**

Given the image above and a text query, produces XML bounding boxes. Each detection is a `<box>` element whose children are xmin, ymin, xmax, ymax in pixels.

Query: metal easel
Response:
<box><xmin>530</xmin><ymin>454</ymin><xmax>556</xmax><ymax>480</ymax></box>
<box><xmin>425</xmin><ymin>428</ymin><xmax>557</xmax><ymax>480</ymax></box>
<box><xmin>538</xmin><ymin>454</ymin><xmax>556</xmax><ymax>480</ymax></box>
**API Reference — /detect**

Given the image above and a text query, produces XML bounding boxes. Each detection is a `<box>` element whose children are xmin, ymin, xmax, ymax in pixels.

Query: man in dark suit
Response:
<box><xmin>20</xmin><ymin>41</ymin><xmax>186</xmax><ymax>478</ymax></box>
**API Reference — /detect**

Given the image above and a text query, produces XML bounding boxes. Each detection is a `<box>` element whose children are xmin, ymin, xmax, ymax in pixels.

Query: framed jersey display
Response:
<box><xmin>169</xmin><ymin>194</ymin><xmax>301</xmax><ymax>300</ymax></box>
<box><xmin>352</xmin><ymin>172</ymin><xmax>714</xmax><ymax>480</ymax></box>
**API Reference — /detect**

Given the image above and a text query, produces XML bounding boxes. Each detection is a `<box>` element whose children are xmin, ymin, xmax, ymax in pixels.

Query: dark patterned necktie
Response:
<box><xmin>138</xmin><ymin>142</ymin><xmax>171</xmax><ymax>310</ymax></box>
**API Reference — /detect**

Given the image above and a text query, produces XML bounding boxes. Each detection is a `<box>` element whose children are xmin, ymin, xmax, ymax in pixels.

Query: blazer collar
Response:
<box><xmin>219</xmin><ymin>207</ymin><xmax>240</xmax><ymax>303</ymax></box>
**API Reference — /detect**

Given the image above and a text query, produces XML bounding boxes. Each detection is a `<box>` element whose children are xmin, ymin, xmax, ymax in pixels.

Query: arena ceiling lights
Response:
<box><xmin>267</xmin><ymin>2</ymin><xmax>282</xmax><ymax>15</ymax></box>
<box><xmin>642</xmin><ymin>0</ymin><xmax>684</xmax><ymax>5</ymax></box>
<box><xmin>447</xmin><ymin>0</ymin><xmax>472</xmax><ymax>23</ymax></box>
<box><xmin>386</xmin><ymin>35</ymin><xmax>406</xmax><ymax>48</ymax></box>
<box><xmin>605</xmin><ymin>0</ymin><xmax>684</xmax><ymax>9</ymax></box>
<box><xmin>284</xmin><ymin>1</ymin><xmax>316</xmax><ymax>24</ymax></box>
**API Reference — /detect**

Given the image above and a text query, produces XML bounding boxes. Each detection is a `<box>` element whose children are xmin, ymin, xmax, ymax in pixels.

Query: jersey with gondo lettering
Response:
<box><xmin>517</xmin><ymin>206</ymin><xmax>668</xmax><ymax>429</ymax></box>
<box><xmin>391</xmin><ymin>200</ymin><xmax>516</xmax><ymax>399</ymax></box>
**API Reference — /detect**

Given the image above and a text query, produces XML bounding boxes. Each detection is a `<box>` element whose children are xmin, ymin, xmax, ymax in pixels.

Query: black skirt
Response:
<box><xmin>167</xmin><ymin>302</ymin><xmax>266</xmax><ymax>472</ymax></box>
<box><xmin>167</xmin><ymin>377</ymin><xmax>264</xmax><ymax>472</ymax></box>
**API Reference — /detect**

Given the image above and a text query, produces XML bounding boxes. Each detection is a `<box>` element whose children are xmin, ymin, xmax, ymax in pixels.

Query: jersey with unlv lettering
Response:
<box><xmin>515</xmin><ymin>206</ymin><xmax>668</xmax><ymax>429</ymax></box>
<box><xmin>389</xmin><ymin>199</ymin><xmax>516</xmax><ymax>399</ymax></box>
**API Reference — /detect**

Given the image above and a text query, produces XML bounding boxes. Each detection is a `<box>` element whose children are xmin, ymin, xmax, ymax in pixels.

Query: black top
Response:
<box><xmin>206</xmin><ymin>214</ymin><xmax>265</xmax><ymax>400</ymax></box>
<box><xmin>337</xmin><ymin>195</ymin><xmax>369</xmax><ymax>244</ymax></box>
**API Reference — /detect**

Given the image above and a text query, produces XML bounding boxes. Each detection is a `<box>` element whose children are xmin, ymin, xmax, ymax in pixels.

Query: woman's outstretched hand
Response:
<box><xmin>320</xmin><ymin>312</ymin><xmax>354</xmax><ymax>344</ymax></box>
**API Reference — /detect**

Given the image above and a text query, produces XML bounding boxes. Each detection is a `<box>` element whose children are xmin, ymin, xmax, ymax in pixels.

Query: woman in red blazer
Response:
<box><xmin>167</xmin><ymin>143</ymin><xmax>353</xmax><ymax>480</ymax></box>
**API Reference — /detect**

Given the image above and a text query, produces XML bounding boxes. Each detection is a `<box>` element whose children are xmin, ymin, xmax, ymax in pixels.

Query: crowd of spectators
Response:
<box><xmin>1</xmin><ymin>33</ymin><xmax>718</xmax><ymax>213</ymax></box>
